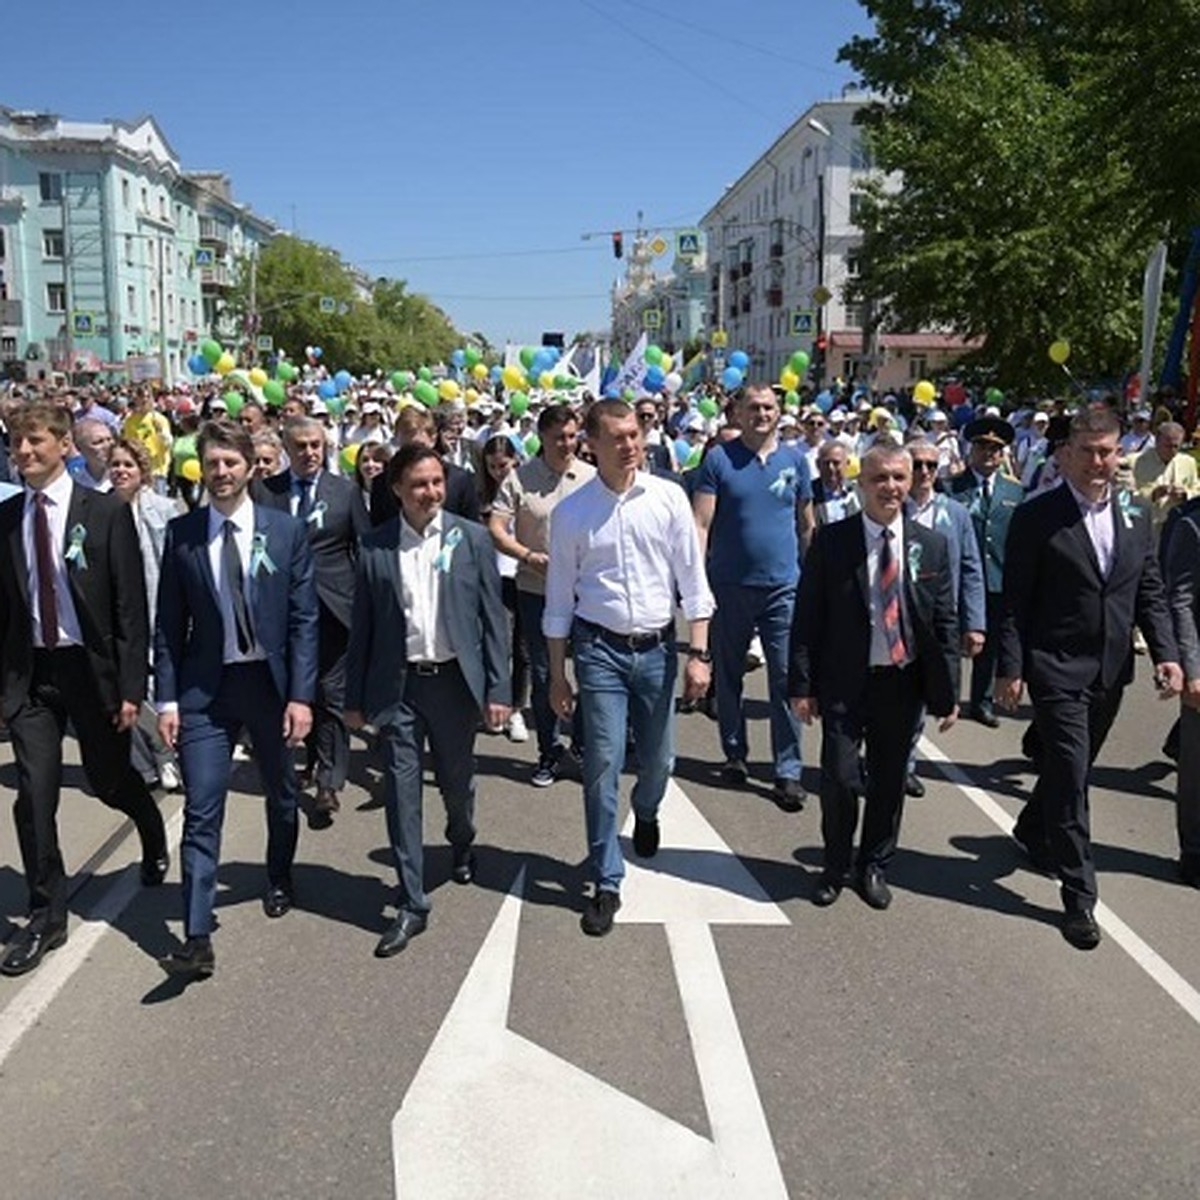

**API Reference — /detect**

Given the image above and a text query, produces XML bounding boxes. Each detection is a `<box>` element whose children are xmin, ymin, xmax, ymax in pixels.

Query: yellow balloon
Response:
<box><xmin>215</xmin><ymin>352</ymin><xmax>236</xmax><ymax>376</ymax></box>
<box><xmin>465</xmin><ymin>387</ymin><xmax>479</xmax><ymax>405</ymax></box>
<box><xmin>845</xmin><ymin>454</ymin><xmax>860</xmax><ymax>480</ymax></box>
<box><xmin>248</xmin><ymin>367</ymin><xmax>268</xmax><ymax>388</ymax></box>
<box><xmin>1049</xmin><ymin>339</ymin><xmax>1071</xmax><ymax>365</ymax></box>
<box><xmin>438</xmin><ymin>378</ymin><xmax>461</xmax><ymax>401</ymax></box>
<box><xmin>660</xmin><ymin>354</ymin><xmax>673</xmax><ymax>373</ymax></box>
<box><xmin>472</xmin><ymin>362</ymin><xmax>488</xmax><ymax>381</ymax></box>
<box><xmin>913</xmin><ymin>379</ymin><xmax>936</xmax><ymax>405</ymax></box>
<box><xmin>538</xmin><ymin>371</ymin><xmax>555</xmax><ymax>390</ymax></box>
<box><xmin>179</xmin><ymin>458</ymin><xmax>202</xmax><ymax>483</ymax></box>
<box><xmin>780</xmin><ymin>369</ymin><xmax>800</xmax><ymax>392</ymax></box>
<box><xmin>502</xmin><ymin>365</ymin><xmax>526</xmax><ymax>390</ymax></box>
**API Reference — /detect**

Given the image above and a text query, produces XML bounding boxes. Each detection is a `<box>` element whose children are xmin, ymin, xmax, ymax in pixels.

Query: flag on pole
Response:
<box><xmin>606</xmin><ymin>333</ymin><xmax>648</xmax><ymax>398</ymax></box>
<box><xmin>1138</xmin><ymin>241</ymin><xmax>1168</xmax><ymax>406</ymax></box>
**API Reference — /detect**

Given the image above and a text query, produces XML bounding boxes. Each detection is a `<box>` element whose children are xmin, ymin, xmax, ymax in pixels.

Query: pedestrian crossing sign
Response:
<box><xmin>791</xmin><ymin>309</ymin><xmax>815</xmax><ymax>336</ymax></box>
<box><xmin>676</xmin><ymin>230</ymin><xmax>701</xmax><ymax>259</ymax></box>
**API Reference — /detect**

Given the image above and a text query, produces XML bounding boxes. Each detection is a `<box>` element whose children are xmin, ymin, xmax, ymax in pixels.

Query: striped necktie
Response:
<box><xmin>879</xmin><ymin>528</ymin><xmax>907</xmax><ymax>665</ymax></box>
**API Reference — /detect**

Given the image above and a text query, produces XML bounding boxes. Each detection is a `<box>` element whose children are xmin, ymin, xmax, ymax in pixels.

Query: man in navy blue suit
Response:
<box><xmin>154</xmin><ymin>420</ymin><xmax>319</xmax><ymax>977</ymax></box>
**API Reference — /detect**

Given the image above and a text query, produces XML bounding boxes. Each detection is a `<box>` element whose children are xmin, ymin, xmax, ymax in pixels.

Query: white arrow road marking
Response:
<box><xmin>393</xmin><ymin>780</ymin><xmax>791</xmax><ymax>1198</ymax></box>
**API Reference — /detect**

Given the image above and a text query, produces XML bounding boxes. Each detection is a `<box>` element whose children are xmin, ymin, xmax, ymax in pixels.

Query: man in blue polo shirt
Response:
<box><xmin>693</xmin><ymin>383</ymin><xmax>814</xmax><ymax>809</ymax></box>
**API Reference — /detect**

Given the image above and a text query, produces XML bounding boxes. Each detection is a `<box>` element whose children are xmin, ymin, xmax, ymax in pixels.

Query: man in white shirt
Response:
<box><xmin>545</xmin><ymin>399</ymin><xmax>714</xmax><ymax>937</ymax></box>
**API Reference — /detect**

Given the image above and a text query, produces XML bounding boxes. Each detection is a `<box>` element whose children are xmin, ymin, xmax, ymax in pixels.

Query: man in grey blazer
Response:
<box><xmin>345</xmin><ymin>444</ymin><xmax>511</xmax><ymax>958</ymax></box>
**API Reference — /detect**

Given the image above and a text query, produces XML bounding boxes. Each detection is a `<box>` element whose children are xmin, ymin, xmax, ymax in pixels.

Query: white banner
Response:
<box><xmin>607</xmin><ymin>332</ymin><xmax>648</xmax><ymax>397</ymax></box>
<box><xmin>1139</xmin><ymin>241</ymin><xmax>1168</xmax><ymax>405</ymax></box>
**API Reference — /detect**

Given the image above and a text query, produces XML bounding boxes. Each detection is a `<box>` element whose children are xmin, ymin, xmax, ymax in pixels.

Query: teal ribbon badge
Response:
<box><xmin>65</xmin><ymin>524</ymin><xmax>88</xmax><ymax>569</ymax></box>
<box><xmin>250</xmin><ymin>531</ymin><xmax>277</xmax><ymax>578</ymax></box>
<box><xmin>433</xmin><ymin>526</ymin><xmax>463</xmax><ymax>574</ymax></box>
<box><xmin>1117</xmin><ymin>489</ymin><xmax>1139</xmax><ymax>530</ymax></box>
<box><xmin>307</xmin><ymin>500</ymin><xmax>327</xmax><ymax>532</ymax></box>
<box><xmin>907</xmin><ymin>540</ymin><xmax>924</xmax><ymax>578</ymax></box>
<box><xmin>768</xmin><ymin>467</ymin><xmax>797</xmax><ymax>500</ymax></box>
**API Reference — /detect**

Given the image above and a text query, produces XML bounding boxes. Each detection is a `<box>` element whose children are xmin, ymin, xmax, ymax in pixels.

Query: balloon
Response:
<box><xmin>985</xmin><ymin>387</ymin><xmax>1005</xmax><ymax>406</ymax></box>
<box><xmin>326</xmin><ymin>396</ymin><xmax>346</xmax><ymax>418</ymax></box>
<box><xmin>664</xmin><ymin>371</ymin><xmax>683</xmax><ymax>393</ymax></box>
<box><xmin>339</xmin><ymin>443</ymin><xmax>361</xmax><ymax>474</ymax></box>
<box><xmin>815</xmin><ymin>390</ymin><xmax>834</xmax><ymax>414</ymax></box>
<box><xmin>472</xmin><ymin>362</ymin><xmax>488</xmax><ymax>381</ymax></box>
<box><xmin>464</xmin><ymin>347</ymin><xmax>481</xmax><ymax>368</ymax></box>
<box><xmin>674</xmin><ymin>437</ymin><xmax>692</xmax><ymax>466</ymax></box>
<box><xmin>509</xmin><ymin>390</ymin><xmax>530</xmax><ymax>417</ymax></box>
<box><xmin>644</xmin><ymin>366</ymin><xmax>665</xmax><ymax>392</ymax></box>
<box><xmin>780</xmin><ymin>369</ymin><xmax>800</xmax><ymax>392</ymax></box>
<box><xmin>1049</xmin><ymin>339</ymin><xmax>1071</xmax><ymax>365</ymax></box>
<box><xmin>312</xmin><ymin>346</ymin><xmax>323</xmax><ymax>359</ymax></box>
<box><xmin>538</xmin><ymin>371</ymin><xmax>555</xmax><ymax>390</ymax></box>
<box><xmin>221</xmin><ymin>390</ymin><xmax>242</xmax><ymax>410</ymax></box>
<box><xmin>248</xmin><ymin>367</ymin><xmax>268</xmax><ymax>388</ymax></box>
<box><xmin>215</xmin><ymin>352</ymin><xmax>236</xmax><ymax>376</ymax></box>
<box><xmin>660</xmin><ymin>354</ymin><xmax>673</xmax><ymax>373</ymax></box>
<box><xmin>276</xmin><ymin>362</ymin><xmax>297</xmax><ymax>383</ymax></box>
<box><xmin>519</xmin><ymin>347</ymin><xmax>536</xmax><ymax>370</ymax></box>
<box><xmin>261</xmin><ymin>380</ymin><xmax>284</xmax><ymax>407</ymax></box>
<box><xmin>523</xmin><ymin>433</ymin><xmax>541</xmax><ymax>456</ymax></box>
<box><xmin>418</xmin><ymin>366</ymin><xmax>432</xmax><ymax>382</ymax></box>
<box><xmin>685</xmin><ymin>446</ymin><xmax>702</xmax><ymax>470</ymax></box>
<box><xmin>698</xmin><ymin>396</ymin><xmax>719</xmax><ymax>419</ymax></box>
<box><xmin>622</xmin><ymin>389</ymin><xmax>636</xmax><ymax>403</ymax></box>
<box><xmin>845</xmin><ymin>454</ymin><xmax>860</xmax><ymax>481</ymax></box>
<box><xmin>414</xmin><ymin>380</ymin><xmax>438</xmax><ymax>407</ymax></box>
<box><xmin>721</xmin><ymin>366</ymin><xmax>744</xmax><ymax>391</ymax></box>
<box><xmin>334</xmin><ymin>369</ymin><xmax>352</xmax><ymax>393</ymax></box>
<box><xmin>187</xmin><ymin>354</ymin><xmax>207</xmax><ymax>376</ymax></box>
<box><xmin>789</xmin><ymin>350</ymin><xmax>811</xmax><ymax>374</ymax></box>
<box><xmin>490</xmin><ymin>365</ymin><xmax>503</xmax><ymax>382</ymax></box>
<box><xmin>784</xmin><ymin>390</ymin><xmax>800</xmax><ymax>410</ymax></box>
<box><xmin>728</xmin><ymin>349</ymin><xmax>750</xmax><ymax>372</ymax></box>
<box><xmin>645</xmin><ymin>344</ymin><xmax>664</xmax><ymax>367</ymax></box>
<box><xmin>465</xmin><ymin>388</ymin><xmax>480</xmax><ymax>405</ymax></box>
<box><xmin>200</xmin><ymin>338</ymin><xmax>222</xmax><ymax>366</ymax></box>
<box><xmin>451</xmin><ymin>349</ymin><xmax>466</xmax><ymax>368</ymax></box>
<box><xmin>502</xmin><ymin>365</ymin><xmax>527</xmax><ymax>390</ymax></box>
<box><xmin>179</xmin><ymin>458</ymin><xmax>202</xmax><ymax>483</ymax></box>
<box><xmin>438</xmin><ymin>378</ymin><xmax>461</xmax><ymax>401</ymax></box>
<box><xmin>913</xmin><ymin>379</ymin><xmax>936</xmax><ymax>406</ymax></box>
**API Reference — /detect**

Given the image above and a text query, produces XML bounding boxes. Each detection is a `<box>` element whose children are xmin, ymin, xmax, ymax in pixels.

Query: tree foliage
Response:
<box><xmin>841</xmin><ymin>1</ymin><xmax>1200</xmax><ymax>388</ymax></box>
<box><xmin>226</xmin><ymin>236</ymin><xmax>460</xmax><ymax>372</ymax></box>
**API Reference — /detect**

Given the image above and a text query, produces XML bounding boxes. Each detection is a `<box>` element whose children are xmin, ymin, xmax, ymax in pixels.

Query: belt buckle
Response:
<box><xmin>412</xmin><ymin>662</ymin><xmax>438</xmax><ymax>677</ymax></box>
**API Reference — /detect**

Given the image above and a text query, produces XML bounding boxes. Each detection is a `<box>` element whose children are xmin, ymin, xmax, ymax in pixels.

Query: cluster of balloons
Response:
<box><xmin>721</xmin><ymin>349</ymin><xmax>750</xmax><ymax>391</ymax></box>
<box><xmin>641</xmin><ymin>344</ymin><xmax>682</xmax><ymax>395</ymax></box>
<box><xmin>186</xmin><ymin>339</ymin><xmax>234</xmax><ymax>378</ymax></box>
<box><xmin>778</xmin><ymin>349</ymin><xmax>810</xmax><ymax>393</ymax></box>
<box><xmin>449</xmin><ymin>346</ymin><xmax>486</xmax><ymax>374</ymax></box>
<box><xmin>304</xmin><ymin>345</ymin><xmax>324</xmax><ymax>364</ymax></box>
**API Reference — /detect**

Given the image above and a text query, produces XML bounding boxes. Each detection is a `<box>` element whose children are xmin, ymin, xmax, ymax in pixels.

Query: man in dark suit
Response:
<box><xmin>997</xmin><ymin>406</ymin><xmax>1181</xmax><ymax>950</ymax></box>
<box><xmin>345</xmin><ymin>444</ymin><xmax>510</xmax><ymax>958</ymax></box>
<box><xmin>155</xmin><ymin>420</ymin><xmax>319</xmax><ymax>978</ymax></box>
<box><xmin>0</xmin><ymin>402</ymin><xmax>168</xmax><ymax>977</ymax></box>
<box><xmin>258</xmin><ymin>416</ymin><xmax>369</xmax><ymax>824</ymax></box>
<box><xmin>369</xmin><ymin>406</ymin><xmax>480</xmax><ymax>526</ymax></box>
<box><xmin>789</xmin><ymin>442</ymin><xmax>960</xmax><ymax>910</ymax></box>
<box><xmin>948</xmin><ymin>417</ymin><xmax>1024</xmax><ymax>726</ymax></box>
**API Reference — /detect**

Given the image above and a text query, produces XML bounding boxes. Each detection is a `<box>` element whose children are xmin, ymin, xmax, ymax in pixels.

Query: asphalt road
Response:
<box><xmin>0</xmin><ymin>656</ymin><xmax>1197</xmax><ymax>1199</ymax></box>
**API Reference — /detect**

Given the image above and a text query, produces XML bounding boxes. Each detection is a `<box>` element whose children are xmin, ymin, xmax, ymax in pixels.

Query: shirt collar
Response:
<box><xmin>862</xmin><ymin>510</ymin><xmax>904</xmax><ymax>540</ymax></box>
<box><xmin>208</xmin><ymin>494</ymin><xmax>254</xmax><ymax>539</ymax></box>
<box><xmin>26</xmin><ymin>468</ymin><xmax>74</xmax><ymax>508</ymax></box>
<box><xmin>400</xmin><ymin>508</ymin><xmax>444</xmax><ymax>542</ymax></box>
<box><xmin>292</xmin><ymin>469</ymin><xmax>320</xmax><ymax>489</ymax></box>
<box><xmin>1065</xmin><ymin>479</ymin><xmax>1111</xmax><ymax>514</ymax></box>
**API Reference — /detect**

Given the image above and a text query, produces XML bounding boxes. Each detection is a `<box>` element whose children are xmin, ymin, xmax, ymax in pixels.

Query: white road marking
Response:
<box><xmin>393</xmin><ymin>780</ymin><xmax>790</xmax><ymax>1199</ymax></box>
<box><xmin>919</xmin><ymin>735</ymin><xmax>1200</xmax><ymax>1024</ymax></box>
<box><xmin>0</xmin><ymin>810</ymin><xmax>184</xmax><ymax>1069</ymax></box>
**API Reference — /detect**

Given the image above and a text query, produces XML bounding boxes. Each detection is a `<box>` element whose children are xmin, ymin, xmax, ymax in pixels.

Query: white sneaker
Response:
<box><xmin>159</xmin><ymin>762</ymin><xmax>181</xmax><ymax>792</ymax></box>
<box><xmin>506</xmin><ymin>711</ymin><xmax>529</xmax><ymax>742</ymax></box>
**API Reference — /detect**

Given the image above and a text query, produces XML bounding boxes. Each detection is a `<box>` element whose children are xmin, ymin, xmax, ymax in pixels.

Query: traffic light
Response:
<box><xmin>612</xmin><ymin>231</ymin><xmax>623</xmax><ymax>259</ymax></box>
<box><xmin>812</xmin><ymin>332</ymin><xmax>828</xmax><ymax>381</ymax></box>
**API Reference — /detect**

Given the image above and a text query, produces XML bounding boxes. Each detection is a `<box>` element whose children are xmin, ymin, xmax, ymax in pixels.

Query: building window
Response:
<box><xmin>166</xmin><ymin>244</ymin><xmax>173</xmax><ymax>275</ymax></box>
<box><xmin>0</xmin><ymin>227</ymin><xmax>6</xmax><ymax>257</ymax></box>
<box><xmin>124</xmin><ymin>235</ymin><xmax>134</xmax><ymax>265</ymax></box>
<box><xmin>851</xmin><ymin>139</ymin><xmax>873</xmax><ymax>171</ymax></box>
<box><xmin>126</xmin><ymin>285</ymin><xmax>137</xmax><ymax>316</ymax></box>
<box><xmin>140</xmin><ymin>186</ymin><xmax>148</xmax><ymax>211</ymax></box>
<box><xmin>1</xmin><ymin>336</ymin><xmax>16</xmax><ymax>359</ymax></box>
<box><xmin>846</xmin><ymin>254</ymin><xmax>861</xmax><ymax>278</ymax></box>
<box><xmin>42</xmin><ymin>229</ymin><xmax>64</xmax><ymax>259</ymax></box>
<box><xmin>844</xmin><ymin>302</ymin><xmax>865</xmax><ymax>329</ymax></box>
<box><xmin>167</xmin><ymin>293</ymin><xmax>175</xmax><ymax>325</ymax></box>
<box><xmin>39</xmin><ymin>173</ymin><xmax>62</xmax><ymax>202</ymax></box>
<box><xmin>179</xmin><ymin>296</ymin><xmax>187</xmax><ymax>325</ymax></box>
<box><xmin>190</xmin><ymin>299</ymin><xmax>198</xmax><ymax>326</ymax></box>
<box><xmin>849</xmin><ymin>192</ymin><xmax>865</xmax><ymax>224</ymax></box>
<box><xmin>121</xmin><ymin>178</ymin><xmax>130</xmax><ymax>209</ymax></box>
<box><xmin>174</xmin><ymin>203</ymin><xmax>182</xmax><ymax>224</ymax></box>
<box><xmin>46</xmin><ymin>282</ymin><xmax>66</xmax><ymax>312</ymax></box>
<box><xmin>909</xmin><ymin>355</ymin><xmax>928</xmax><ymax>381</ymax></box>
<box><xmin>159</xmin><ymin>194</ymin><xmax>167</xmax><ymax>219</ymax></box>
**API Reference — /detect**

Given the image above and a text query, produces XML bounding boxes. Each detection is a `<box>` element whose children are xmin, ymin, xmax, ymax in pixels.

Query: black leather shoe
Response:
<box><xmin>904</xmin><ymin>773</ymin><xmax>926</xmax><ymax>798</ymax></box>
<box><xmin>451</xmin><ymin>847</ymin><xmax>476</xmax><ymax>885</ymax></box>
<box><xmin>633</xmin><ymin>816</ymin><xmax>660</xmax><ymax>858</ymax></box>
<box><xmin>1061</xmin><ymin>908</ymin><xmax>1101</xmax><ymax>951</ymax></box>
<box><xmin>859</xmin><ymin>865</ymin><xmax>892</xmax><ymax>910</ymax></box>
<box><xmin>315</xmin><ymin>787</ymin><xmax>341</xmax><ymax>816</ymax></box>
<box><xmin>772</xmin><ymin>778</ymin><xmax>806</xmax><ymax>813</ymax></box>
<box><xmin>812</xmin><ymin>873</ymin><xmax>843</xmax><ymax>907</ymax></box>
<box><xmin>721</xmin><ymin>758</ymin><xmax>749</xmax><ymax>786</ymax></box>
<box><xmin>159</xmin><ymin>936</ymin><xmax>215</xmax><ymax>978</ymax></box>
<box><xmin>0</xmin><ymin>922</ymin><xmax>68</xmax><ymax>977</ymax></box>
<box><xmin>970</xmin><ymin>703</ymin><xmax>1001</xmax><ymax>729</ymax></box>
<box><xmin>141</xmin><ymin>852</ymin><xmax>170</xmax><ymax>887</ymax></box>
<box><xmin>263</xmin><ymin>884</ymin><xmax>293</xmax><ymax>919</ymax></box>
<box><xmin>375</xmin><ymin>910</ymin><xmax>428</xmax><ymax>957</ymax></box>
<box><xmin>580</xmin><ymin>890</ymin><xmax>621</xmax><ymax>936</ymax></box>
<box><xmin>1013</xmin><ymin>826</ymin><xmax>1056</xmax><ymax>874</ymax></box>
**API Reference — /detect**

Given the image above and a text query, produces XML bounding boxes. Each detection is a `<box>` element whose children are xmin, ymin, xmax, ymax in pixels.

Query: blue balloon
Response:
<box><xmin>312</xmin><ymin>346</ymin><xmax>323</xmax><ymax>359</ymax></box>
<box><xmin>674</xmin><ymin>438</ymin><xmax>692</xmax><ymax>465</ymax></box>
<box><xmin>728</xmin><ymin>349</ymin><xmax>750</xmax><ymax>372</ymax></box>
<box><xmin>318</xmin><ymin>379</ymin><xmax>337</xmax><ymax>400</ymax></box>
<box><xmin>643</xmin><ymin>366</ymin><xmax>665</xmax><ymax>392</ymax></box>
<box><xmin>721</xmin><ymin>366</ymin><xmax>744</xmax><ymax>391</ymax></box>
<box><xmin>188</xmin><ymin>354</ymin><xmax>207</xmax><ymax>375</ymax></box>
<box><xmin>603</xmin><ymin>384</ymin><xmax>621</xmax><ymax>399</ymax></box>
<box><xmin>490</xmin><ymin>365</ymin><xmax>503</xmax><ymax>382</ymax></box>
<box><xmin>334</xmin><ymin>369</ymin><xmax>352</xmax><ymax>394</ymax></box>
<box><xmin>451</xmin><ymin>349</ymin><xmax>466</xmax><ymax>368</ymax></box>
<box><xmin>816</xmin><ymin>389</ymin><xmax>834</xmax><ymax>414</ymax></box>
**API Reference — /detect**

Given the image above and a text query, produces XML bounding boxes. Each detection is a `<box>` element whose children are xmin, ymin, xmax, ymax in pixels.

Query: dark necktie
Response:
<box><xmin>34</xmin><ymin>493</ymin><xmax>59</xmax><ymax>649</ymax></box>
<box><xmin>879</xmin><ymin>529</ymin><xmax>907</xmax><ymax>665</ymax></box>
<box><xmin>221</xmin><ymin>519</ymin><xmax>254</xmax><ymax>655</ymax></box>
<box><xmin>981</xmin><ymin>476</ymin><xmax>992</xmax><ymax>511</ymax></box>
<box><xmin>297</xmin><ymin>477</ymin><xmax>314</xmax><ymax>521</ymax></box>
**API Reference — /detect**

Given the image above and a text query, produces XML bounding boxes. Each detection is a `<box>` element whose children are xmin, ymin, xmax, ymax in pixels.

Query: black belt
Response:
<box><xmin>579</xmin><ymin>619</ymin><xmax>674</xmax><ymax>652</ymax></box>
<box><xmin>868</xmin><ymin>661</ymin><xmax>913</xmax><ymax>675</ymax></box>
<box><xmin>407</xmin><ymin>660</ymin><xmax>455</xmax><ymax>677</ymax></box>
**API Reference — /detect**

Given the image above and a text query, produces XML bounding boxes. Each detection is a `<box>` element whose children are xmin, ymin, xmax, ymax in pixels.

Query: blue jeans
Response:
<box><xmin>573</xmin><ymin>621</ymin><xmax>677</xmax><ymax>893</ymax></box>
<box><xmin>711</xmin><ymin>582</ymin><xmax>802</xmax><ymax>780</ymax></box>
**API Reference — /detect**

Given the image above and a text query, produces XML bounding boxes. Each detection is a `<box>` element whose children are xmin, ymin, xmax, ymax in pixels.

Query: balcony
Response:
<box><xmin>198</xmin><ymin>219</ymin><xmax>230</xmax><ymax>251</ymax></box>
<box><xmin>200</xmin><ymin>264</ymin><xmax>231</xmax><ymax>290</ymax></box>
<box><xmin>767</xmin><ymin>287</ymin><xmax>783</xmax><ymax>308</ymax></box>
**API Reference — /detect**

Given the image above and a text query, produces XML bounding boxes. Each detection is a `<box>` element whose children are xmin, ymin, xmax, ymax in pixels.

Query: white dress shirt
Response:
<box><xmin>399</xmin><ymin>511</ymin><xmax>454</xmax><ymax>663</ymax></box>
<box><xmin>1066</xmin><ymin>481</ymin><xmax>1115</xmax><ymax>578</ymax></box>
<box><xmin>862</xmin><ymin>511</ymin><xmax>910</xmax><ymax>668</ymax></box>
<box><xmin>206</xmin><ymin>497</ymin><xmax>266</xmax><ymax>664</ymax></box>
<box><xmin>542</xmin><ymin>472</ymin><xmax>715</xmax><ymax>639</ymax></box>
<box><xmin>289</xmin><ymin>469</ymin><xmax>321</xmax><ymax>518</ymax></box>
<box><xmin>23</xmin><ymin>469</ymin><xmax>84</xmax><ymax>648</ymax></box>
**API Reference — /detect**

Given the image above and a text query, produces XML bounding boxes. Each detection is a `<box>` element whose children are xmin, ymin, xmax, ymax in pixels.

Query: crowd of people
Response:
<box><xmin>0</xmin><ymin>365</ymin><xmax>1196</xmax><ymax>977</ymax></box>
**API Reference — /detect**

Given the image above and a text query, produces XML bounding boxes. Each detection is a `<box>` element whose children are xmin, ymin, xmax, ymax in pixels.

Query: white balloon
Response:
<box><xmin>664</xmin><ymin>371</ymin><xmax>683</xmax><ymax>393</ymax></box>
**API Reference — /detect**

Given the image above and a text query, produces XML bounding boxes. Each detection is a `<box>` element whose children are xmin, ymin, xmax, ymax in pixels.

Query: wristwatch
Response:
<box><xmin>686</xmin><ymin>648</ymin><xmax>712</xmax><ymax>663</ymax></box>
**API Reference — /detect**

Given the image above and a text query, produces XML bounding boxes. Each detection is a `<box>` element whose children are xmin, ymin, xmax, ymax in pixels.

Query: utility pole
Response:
<box><xmin>61</xmin><ymin>178</ymin><xmax>74</xmax><ymax>381</ymax></box>
<box><xmin>157</xmin><ymin>234</ymin><xmax>169</xmax><ymax>385</ymax></box>
<box><xmin>248</xmin><ymin>252</ymin><xmax>258</xmax><ymax>365</ymax></box>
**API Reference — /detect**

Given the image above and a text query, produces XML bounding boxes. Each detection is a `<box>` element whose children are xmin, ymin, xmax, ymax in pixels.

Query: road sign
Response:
<box><xmin>642</xmin><ymin>309</ymin><xmax>662</xmax><ymax>330</ymax></box>
<box><xmin>393</xmin><ymin>782</ymin><xmax>790</xmax><ymax>1198</ymax></box>
<box><xmin>791</xmin><ymin>309</ymin><xmax>814</xmax><ymax>336</ymax></box>
<box><xmin>649</xmin><ymin>236</ymin><xmax>668</xmax><ymax>257</ymax></box>
<box><xmin>811</xmin><ymin>284</ymin><xmax>832</xmax><ymax>306</ymax></box>
<box><xmin>256</xmin><ymin>334</ymin><xmax>274</xmax><ymax>352</ymax></box>
<box><xmin>71</xmin><ymin>311</ymin><xmax>95</xmax><ymax>336</ymax></box>
<box><xmin>319</xmin><ymin>296</ymin><xmax>336</xmax><ymax>314</ymax></box>
<box><xmin>194</xmin><ymin>248</ymin><xmax>214</xmax><ymax>267</ymax></box>
<box><xmin>711</xmin><ymin>329</ymin><xmax>728</xmax><ymax>348</ymax></box>
<box><xmin>676</xmin><ymin>229</ymin><xmax>701</xmax><ymax>259</ymax></box>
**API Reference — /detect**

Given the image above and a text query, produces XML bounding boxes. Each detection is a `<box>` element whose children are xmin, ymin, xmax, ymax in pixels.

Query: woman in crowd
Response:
<box><xmin>354</xmin><ymin>441</ymin><xmax>393</xmax><ymax>514</ymax></box>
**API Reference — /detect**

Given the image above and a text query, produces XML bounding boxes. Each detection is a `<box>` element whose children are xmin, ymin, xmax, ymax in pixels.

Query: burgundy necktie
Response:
<box><xmin>34</xmin><ymin>492</ymin><xmax>59</xmax><ymax>649</ymax></box>
<box><xmin>879</xmin><ymin>529</ymin><xmax>907</xmax><ymax>665</ymax></box>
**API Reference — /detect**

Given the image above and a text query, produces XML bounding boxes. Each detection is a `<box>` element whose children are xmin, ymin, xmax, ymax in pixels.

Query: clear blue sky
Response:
<box><xmin>7</xmin><ymin>0</ymin><xmax>871</xmax><ymax>347</ymax></box>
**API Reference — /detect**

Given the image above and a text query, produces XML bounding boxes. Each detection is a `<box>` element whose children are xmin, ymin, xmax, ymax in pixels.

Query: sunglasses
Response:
<box><xmin>912</xmin><ymin>460</ymin><xmax>939</xmax><ymax>472</ymax></box>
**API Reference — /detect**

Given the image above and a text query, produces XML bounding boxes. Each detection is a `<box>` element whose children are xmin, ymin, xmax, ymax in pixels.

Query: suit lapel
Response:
<box><xmin>3</xmin><ymin>495</ymin><xmax>30</xmax><ymax>619</ymax></box>
<box><xmin>1059</xmin><ymin>485</ymin><xmax>1104</xmax><ymax>584</ymax></box>
<box><xmin>62</xmin><ymin>484</ymin><xmax>95</xmax><ymax>626</ymax></box>
<box><xmin>438</xmin><ymin>515</ymin><xmax>460</xmax><ymax>637</ymax></box>
<box><xmin>853</xmin><ymin>515</ymin><xmax>870</xmax><ymax>613</ymax></box>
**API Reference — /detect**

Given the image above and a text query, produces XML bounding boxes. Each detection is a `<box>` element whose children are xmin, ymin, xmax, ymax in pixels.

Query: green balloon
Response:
<box><xmin>698</xmin><ymin>397</ymin><xmax>719</xmax><ymax>419</ymax></box>
<box><xmin>523</xmin><ymin>433</ymin><xmax>541</xmax><ymax>456</ymax></box>
<box><xmin>464</xmin><ymin>346</ymin><xmax>481</xmax><ymax>368</ymax></box>
<box><xmin>986</xmin><ymin>387</ymin><xmax>1004</xmax><ymax>405</ymax></box>
<box><xmin>223</xmin><ymin>391</ymin><xmax>245</xmax><ymax>418</ymax></box>
<box><xmin>684</xmin><ymin>446</ymin><xmax>703</xmax><ymax>469</ymax></box>
<box><xmin>645</xmin><ymin>344</ymin><xmax>664</xmax><ymax>367</ymax></box>
<box><xmin>414</xmin><ymin>380</ymin><xmax>438</xmax><ymax>407</ymax></box>
<box><xmin>519</xmin><ymin>346</ymin><xmax>536</xmax><ymax>370</ymax></box>
<box><xmin>509</xmin><ymin>390</ymin><xmax>529</xmax><ymax>417</ymax></box>
<box><xmin>201</xmin><ymin>338</ymin><xmax>222</xmax><ymax>366</ymax></box>
<box><xmin>327</xmin><ymin>396</ymin><xmax>346</xmax><ymax>418</ymax></box>
<box><xmin>789</xmin><ymin>350</ymin><xmax>810</xmax><ymax>373</ymax></box>
<box><xmin>622</xmin><ymin>388</ymin><xmax>636</xmax><ymax>403</ymax></box>
<box><xmin>391</xmin><ymin>371</ymin><xmax>406</xmax><ymax>391</ymax></box>
<box><xmin>276</xmin><ymin>362</ymin><xmax>297</xmax><ymax>383</ymax></box>
<box><xmin>418</xmin><ymin>366</ymin><xmax>433</xmax><ymax>382</ymax></box>
<box><xmin>262</xmin><ymin>380</ymin><xmax>285</xmax><ymax>407</ymax></box>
